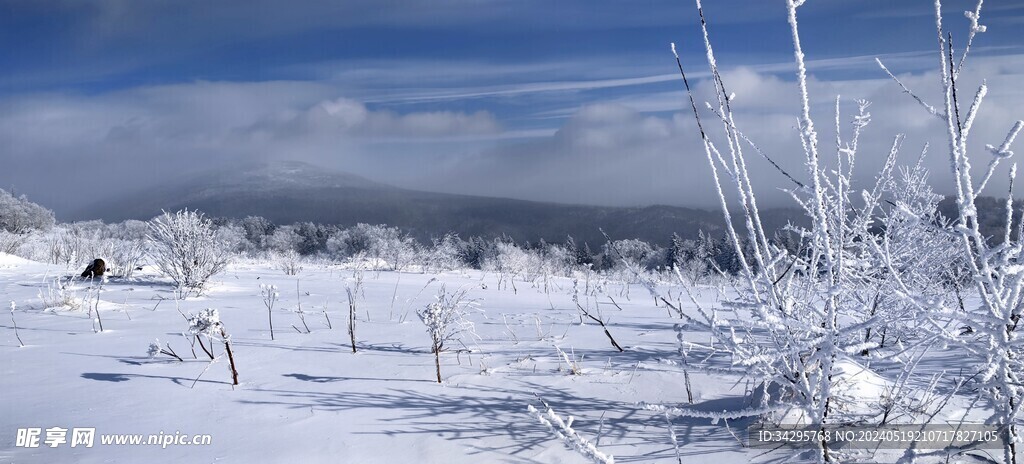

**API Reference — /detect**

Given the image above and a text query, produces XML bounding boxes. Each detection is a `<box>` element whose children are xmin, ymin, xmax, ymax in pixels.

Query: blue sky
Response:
<box><xmin>2</xmin><ymin>0</ymin><xmax>1024</xmax><ymax>213</ymax></box>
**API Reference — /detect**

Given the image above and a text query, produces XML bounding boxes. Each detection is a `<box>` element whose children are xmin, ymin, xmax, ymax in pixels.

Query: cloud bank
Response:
<box><xmin>1</xmin><ymin>51</ymin><xmax>1023</xmax><ymax>218</ymax></box>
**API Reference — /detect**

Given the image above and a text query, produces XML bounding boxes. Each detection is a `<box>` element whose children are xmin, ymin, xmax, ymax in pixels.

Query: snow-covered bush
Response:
<box><xmin>38</xmin><ymin>276</ymin><xmax>82</xmax><ymax>311</ymax></box>
<box><xmin>535</xmin><ymin>241</ymin><xmax>574</xmax><ymax>288</ymax></box>
<box><xmin>260</xmin><ymin>284</ymin><xmax>279</xmax><ymax>341</ymax></box>
<box><xmin>486</xmin><ymin>241</ymin><xmax>532</xmax><ymax>293</ymax></box>
<box><xmin>459</xmin><ymin>236</ymin><xmax>497</xmax><ymax>270</ymax></box>
<box><xmin>239</xmin><ymin>216</ymin><xmax>275</xmax><ymax>252</ymax></box>
<box><xmin>106</xmin><ymin>238</ymin><xmax>146</xmax><ymax>279</ymax></box>
<box><xmin>267</xmin><ymin>225</ymin><xmax>302</xmax><ymax>255</ymax></box>
<box><xmin>43</xmin><ymin>223</ymin><xmax>146</xmax><ymax>277</ymax></box>
<box><xmin>292</xmin><ymin>222</ymin><xmax>334</xmax><ymax>256</ymax></box>
<box><xmin>647</xmin><ymin>2</ymin><xmax>970</xmax><ymax>461</ymax></box>
<box><xmin>47</xmin><ymin>227</ymin><xmax>82</xmax><ymax>267</ymax></box>
<box><xmin>0</xmin><ymin>188</ymin><xmax>54</xmax><ymax>233</ymax></box>
<box><xmin>650</xmin><ymin>1</ymin><xmax>1023</xmax><ymax>461</ymax></box>
<box><xmin>213</xmin><ymin>222</ymin><xmax>249</xmax><ymax>256</ymax></box>
<box><xmin>875</xmin><ymin>2</ymin><xmax>1024</xmax><ymax>461</ymax></box>
<box><xmin>666</xmin><ymin>232</ymin><xmax>713</xmax><ymax>285</ymax></box>
<box><xmin>0</xmin><ymin>231</ymin><xmax>27</xmax><ymax>255</ymax></box>
<box><xmin>146</xmin><ymin>209</ymin><xmax>230</xmax><ymax>293</ymax></box>
<box><xmin>417</xmin><ymin>285</ymin><xmax>478</xmax><ymax>383</ymax></box>
<box><xmin>325</xmin><ymin>223</ymin><xmax>374</xmax><ymax>259</ymax></box>
<box><xmin>367</xmin><ymin>225</ymin><xmax>417</xmax><ymax>271</ymax></box>
<box><xmin>104</xmin><ymin>219</ymin><xmax>150</xmax><ymax>242</ymax></box>
<box><xmin>601</xmin><ymin>239</ymin><xmax>655</xmax><ymax>272</ymax></box>
<box><xmin>323</xmin><ymin>223</ymin><xmax>417</xmax><ymax>270</ymax></box>
<box><xmin>852</xmin><ymin>153</ymin><xmax>964</xmax><ymax>351</ymax></box>
<box><xmin>422</xmin><ymin>233</ymin><xmax>464</xmax><ymax>273</ymax></box>
<box><xmin>276</xmin><ymin>250</ymin><xmax>303</xmax><ymax>275</ymax></box>
<box><xmin>186</xmin><ymin>308</ymin><xmax>239</xmax><ymax>385</ymax></box>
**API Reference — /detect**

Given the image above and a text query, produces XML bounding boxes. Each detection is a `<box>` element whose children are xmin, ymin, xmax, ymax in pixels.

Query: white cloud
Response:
<box><xmin>244</xmin><ymin>97</ymin><xmax>501</xmax><ymax>139</ymax></box>
<box><xmin>0</xmin><ymin>81</ymin><xmax>505</xmax><ymax>212</ymax></box>
<box><xmin>409</xmin><ymin>56</ymin><xmax>1024</xmax><ymax>209</ymax></box>
<box><xmin>3</xmin><ymin>53</ymin><xmax>1024</xmax><ymax>214</ymax></box>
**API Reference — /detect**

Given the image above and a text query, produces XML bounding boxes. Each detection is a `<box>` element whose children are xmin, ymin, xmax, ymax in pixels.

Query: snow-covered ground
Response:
<box><xmin>0</xmin><ymin>254</ymin><xmax>995</xmax><ymax>463</ymax></box>
<box><xmin>0</xmin><ymin>255</ymin><xmax>750</xmax><ymax>463</ymax></box>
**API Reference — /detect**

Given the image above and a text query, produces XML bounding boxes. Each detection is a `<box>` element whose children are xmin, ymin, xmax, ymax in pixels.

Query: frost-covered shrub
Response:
<box><xmin>213</xmin><ymin>223</ymin><xmax>249</xmax><ymax>256</ymax></box>
<box><xmin>601</xmin><ymin>239</ymin><xmax>652</xmax><ymax>270</ymax></box>
<box><xmin>539</xmin><ymin>242</ymin><xmax>574</xmax><ymax>275</ymax></box>
<box><xmin>260</xmin><ymin>284</ymin><xmax>279</xmax><ymax>340</ymax></box>
<box><xmin>146</xmin><ymin>339</ymin><xmax>183</xmax><ymax>362</ymax></box>
<box><xmin>327</xmin><ymin>223</ymin><xmax>418</xmax><ymax>270</ymax></box>
<box><xmin>0</xmin><ymin>231</ymin><xmax>28</xmax><ymax>255</ymax></box>
<box><xmin>293</xmin><ymin>222</ymin><xmax>334</xmax><ymax>256</ymax></box>
<box><xmin>874</xmin><ymin>2</ymin><xmax>1024</xmax><ymax>460</ymax></box>
<box><xmin>417</xmin><ymin>286</ymin><xmax>478</xmax><ymax>383</ymax></box>
<box><xmin>267</xmin><ymin>225</ymin><xmax>302</xmax><ymax>255</ymax></box>
<box><xmin>486</xmin><ymin>241</ymin><xmax>531</xmax><ymax>292</ymax></box>
<box><xmin>47</xmin><ymin>226</ymin><xmax>83</xmax><ymax>266</ymax></box>
<box><xmin>105</xmin><ymin>220</ymin><xmax>150</xmax><ymax>242</ymax></box>
<box><xmin>105</xmin><ymin>238</ymin><xmax>146</xmax><ymax>279</ymax></box>
<box><xmin>422</xmin><ymin>233</ymin><xmax>465</xmax><ymax>273</ymax></box>
<box><xmin>276</xmin><ymin>250</ymin><xmax>303</xmax><ymax>275</ymax></box>
<box><xmin>646</xmin><ymin>3</ymin><xmax>964</xmax><ymax>461</ymax></box>
<box><xmin>459</xmin><ymin>236</ymin><xmax>496</xmax><ymax>270</ymax></box>
<box><xmin>324</xmin><ymin>233</ymin><xmax>349</xmax><ymax>260</ymax></box>
<box><xmin>147</xmin><ymin>209</ymin><xmax>230</xmax><ymax>292</ymax></box>
<box><xmin>367</xmin><ymin>225</ymin><xmax>417</xmax><ymax>271</ymax></box>
<box><xmin>327</xmin><ymin>223</ymin><xmax>374</xmax><ymax>258</ymax></box>
<box><xmin>186</xmin><ymin>308</ymin><xmax>239</xmax><ymax>385</ymax></box>
<box><xmin>648</xmin><ymin>2</ymin><xmax>1024</xmax><ymax>462</ymax></box>
<box><xmin>43</xmin><ymin>222</ymin><xmax>147</xmax><ymax>277</ymax></box>
<box><xmin>599</xmin><ymin>239</ymin><xmax>666</xmax><ymax>273</ymax></box>
<box><xmin>666</xmin><ymin>233</ymin><xmax>713</xmax><ymax>285</ymax></box>
<box><xmin>38</xmin><ymin>276</ymin><xmax>81</xmax><ymax>311</ymax></box>
<box><xmin>240</xmin><ymin>215</ymin><xmax>275</xmax><ymax>251</ymax></box>
<box><xmin>10</xmin><ymin>301</ymin><xmax>24</xmax><ymax>347</ymax></box>
<box><xmin>0</xmin><ymin>188</ymin><xmax>54</xmax><ymax>233</ymax></box>
<box><xmin>852</xmin><ymin>155</ymin><xmax>964</xmax><ymax>350</ymax></box>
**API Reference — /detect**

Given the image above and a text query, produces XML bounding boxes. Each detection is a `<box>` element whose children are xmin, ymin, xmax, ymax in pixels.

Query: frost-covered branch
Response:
<box><xmin>527</xmin><ymin>401</ymin><xmax>614</xmax><ymax>464</ymax></box>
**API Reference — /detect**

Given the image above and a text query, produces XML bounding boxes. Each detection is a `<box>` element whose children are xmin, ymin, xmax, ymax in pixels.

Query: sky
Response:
<box><xmin>2</xmin><ymin>0</ymin><xmax>1024</xmax><ymax>215</ymax></box>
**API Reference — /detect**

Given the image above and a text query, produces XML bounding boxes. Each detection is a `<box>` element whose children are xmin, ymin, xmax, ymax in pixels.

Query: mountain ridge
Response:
<box><xmin>69</xmin><ymin>161</ymin><xmax>806</xmax><ymax>245</ymax></box>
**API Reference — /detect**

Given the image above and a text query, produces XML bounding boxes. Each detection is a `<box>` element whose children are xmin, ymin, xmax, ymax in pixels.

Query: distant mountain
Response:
<box><xmin>937</xmin><ymin>196</ymin><xmax>1024</xmax><ymax>243</ymax></box>
<box><xmin>69</xmin><ymin>161</ymin><xmax>807</xmax><ymax>245</ymax></box>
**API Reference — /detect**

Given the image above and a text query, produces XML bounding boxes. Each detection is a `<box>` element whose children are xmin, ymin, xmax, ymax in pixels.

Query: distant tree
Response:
<box><xmin>665</xmin><ymin>232</ymin><xmax>686</xmax><ymax>271</ymax></box>
<box><xmin>367</xmin><ymin>225</ymin><xmax>417</xmax><ymax>271</ymax></box>
<box><xmin>602</xmin><ymin>239</ymin><xmax>655</xmax><ymax>270</ymax></box>
<box><xmin>326</xmin><ymin>223</ymin><xmax>375</xmax><ymax>259</ymax></box>
<box><xmin>0</xmin><ymin>188</ymin><xmax>55</xmax><ymax>233</ymax></box>
<box><xmin>240</xmin><ymin>216</ymin><xmax>276</xmax><ymax>251</ymax></box>
<box><xmin>426</xmin><ymin>233</ymin><xmax>465</xmax><ymax>272</ymax></box>
<box><xmin>214</xmin><ymin>223</ymin><xmax>249</xmax><ymax>255</ymax></box>
<box><xmin>294</xmin><ymin>222</ymin><xmax>333</xmax><ymax>256</ymax></box>
<box><xmin>267</xmin><ymin>225</ymin><xmax>302</xmax><ymax>254</ymax></box>
<box><xmin>565</xmin><ymin>235</ymin><xmax>593</xmax><ymax>267</ymax></box>
<box><xmin>460</xmin><ymin>236</ymin><xmax>494</xmax><ymax>270</ymax></box>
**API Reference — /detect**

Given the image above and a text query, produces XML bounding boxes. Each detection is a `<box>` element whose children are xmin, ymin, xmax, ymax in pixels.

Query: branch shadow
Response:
<box><xmin>80</xmin><ymin>372</ymin><xmax>226</xmax><ymax>386</ymax></box>
<box><xmin>239</xmin><ymin>379</ymin><xmax>740</xmax><ymax>462</ymax></box>
<box><xmin>283</xmin><ymin>373</ymin><xmax>436</xmax><ymax>384</ymax></box>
